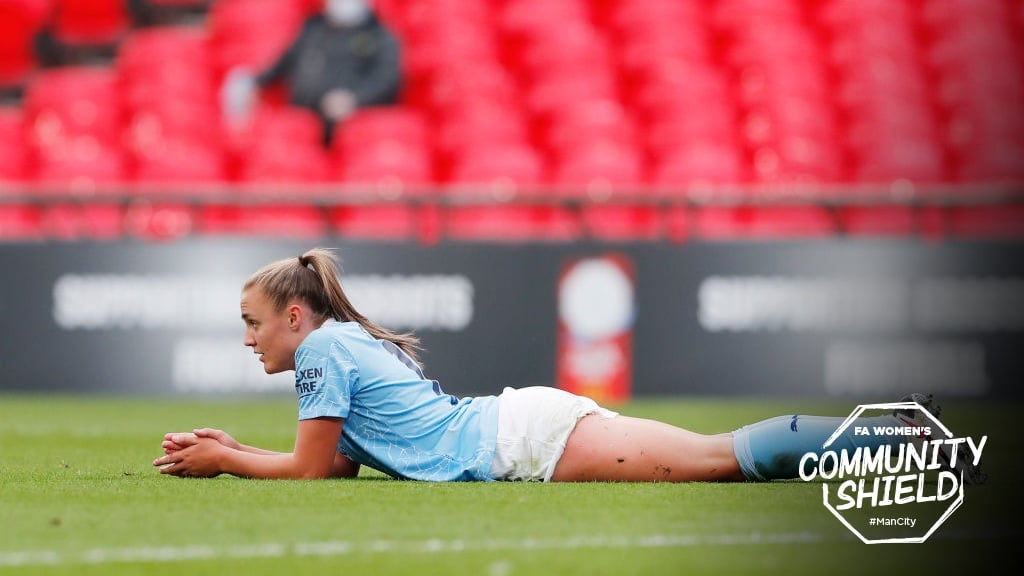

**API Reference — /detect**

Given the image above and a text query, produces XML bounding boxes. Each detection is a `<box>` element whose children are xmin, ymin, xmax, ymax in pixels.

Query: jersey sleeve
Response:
<box><xmin>295</xmin><ymin>339</ymin><xmax>359</xmax><ymax>421</ymax></box>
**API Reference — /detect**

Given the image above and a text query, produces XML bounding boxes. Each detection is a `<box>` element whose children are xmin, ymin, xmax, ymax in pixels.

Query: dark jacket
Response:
<box><xmin>256</xmin><ymin>12</ymin><xmax>402</xmax><ymax>112</ymax></box>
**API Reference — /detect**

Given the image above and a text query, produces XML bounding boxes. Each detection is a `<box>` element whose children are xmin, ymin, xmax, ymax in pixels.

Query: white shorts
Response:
<box><xmin>489</xmin><ymin>386</ymin><xmax>618</xmax><ymax>482</ymax></box>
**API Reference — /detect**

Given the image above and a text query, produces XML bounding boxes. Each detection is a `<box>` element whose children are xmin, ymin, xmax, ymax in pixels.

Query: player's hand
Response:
<box><xmin>192</xmin><ymin>428</ymin><xmax>242</xmax><ymax>451</ymax></box>
<box><xmin>222</xmin><ymin>67</ymin><xmax>256</xmax><ymax>122</ymax></box>
<box><xmin>320</xmin><ymin>89</ymin><xmax>356</xmax><ymax>121</ymax></box>
<box><xmin>153</xmin><ymin>437</ymin><xmax>225</xmax><ymax>478</ymax></box>
<box><xmin>161</xmin><ymin>432</ymin><xmax>199</xmax><ymax>454</ymax></box>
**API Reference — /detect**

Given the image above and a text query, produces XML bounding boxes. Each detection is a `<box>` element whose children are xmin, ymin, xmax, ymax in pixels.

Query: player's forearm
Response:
<box><xmin>237</xmin><ymin>444</ymin><xmax>285</xmax><ymax>456</ymax></box>
<box><xmin>219</xmin><ymin>449</ymin><xmax>333</xmax><ymax>480</ymax></box>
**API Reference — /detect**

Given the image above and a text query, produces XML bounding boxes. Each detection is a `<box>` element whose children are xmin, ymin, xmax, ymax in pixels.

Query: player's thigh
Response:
<box><xmin>551</xmin><ymin>414</ymin><xmax>743</xmax><ymax>482</ymax></box>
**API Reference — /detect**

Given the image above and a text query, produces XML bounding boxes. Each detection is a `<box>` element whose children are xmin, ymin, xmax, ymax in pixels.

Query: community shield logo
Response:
<box><xmin>798</xmin><ymin>401</ymin><xmax>987</xmax><ymax>544</ymax></box>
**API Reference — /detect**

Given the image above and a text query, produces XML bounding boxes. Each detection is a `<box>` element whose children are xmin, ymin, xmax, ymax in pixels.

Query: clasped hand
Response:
<box><xmin>153</xmin><ymin>428</ymin><xmax>239</xmax><ymax>478</ymax></box>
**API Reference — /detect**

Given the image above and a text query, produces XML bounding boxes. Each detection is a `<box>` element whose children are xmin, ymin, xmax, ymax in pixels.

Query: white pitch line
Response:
<box><xmin>0</xmin><ymin>532</ymin><xmax>823</xmax><ymax>568</ymax></box>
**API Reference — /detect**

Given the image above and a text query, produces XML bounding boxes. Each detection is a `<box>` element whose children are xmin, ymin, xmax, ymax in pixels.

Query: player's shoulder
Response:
<box><xmin>301</xmin><ymin>321</ymin><xmax>366</xmax><ymax>354</ymax></box>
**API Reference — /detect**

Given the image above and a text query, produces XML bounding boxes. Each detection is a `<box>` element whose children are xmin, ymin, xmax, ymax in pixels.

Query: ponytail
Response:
<box><xmin>244</xmin><ymin>247</ymin><xmax>422</xmax><ymax>362</ymax></box>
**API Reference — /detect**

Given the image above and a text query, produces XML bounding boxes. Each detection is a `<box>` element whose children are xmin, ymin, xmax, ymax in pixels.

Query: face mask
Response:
<box><xmin>325</xmin><ymin>0</ymin><xmax>369</xmax><ymax>26</ymax></box>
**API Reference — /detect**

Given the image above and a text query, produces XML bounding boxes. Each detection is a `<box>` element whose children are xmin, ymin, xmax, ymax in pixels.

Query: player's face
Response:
<box><xmin>240</xmin><ymin>288</ymin><xmax>298</xmax><ymax>374</ymax></box>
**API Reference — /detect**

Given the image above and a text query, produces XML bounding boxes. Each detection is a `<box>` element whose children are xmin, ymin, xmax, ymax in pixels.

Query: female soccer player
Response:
<box><xmin>153</xmin><ymin>248</ymin><xmax>981</xmax><ymax>484</ymax></box>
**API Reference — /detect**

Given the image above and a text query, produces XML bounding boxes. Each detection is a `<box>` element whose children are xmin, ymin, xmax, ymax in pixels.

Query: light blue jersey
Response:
<box><xmin>293</xmin><ymin>320</ymin><xmax>500</xmax><ymax>481</ymax></box>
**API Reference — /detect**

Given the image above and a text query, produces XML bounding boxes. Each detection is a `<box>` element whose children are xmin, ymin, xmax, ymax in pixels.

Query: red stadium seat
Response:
<box><xmin>126</xmin><ymin>99</ymin><xmax>223</xmax><ymax>156</ymax></box>
<box><xmin>32</xmin><ymin>139</ymin><xmax>127</xmax><ymax>192</ymax></box>
<box><xmin>515</xmin><ymin>24</ymin><xmax>611</xmax><ymax>82</ymax></box>
<box><xmin>818</xmin><ymin>0</ymin><xmax>914</xmax><ymax>28</ymax></box>
<box><xmin>944</xmin><ymin>105</ymin><xmax>1024</xmax><ymax>155</ymax></box>
<box><xmin>328</xmin><ymin>204</ymin><xmax>417</xmax><ymax>240</ymax></box>
<box><xmin>826</xmin><ymin>23</ymin><xmax>921</xmax><ymax>76</ymax></box>
<box><xmin>133</xmin><ymin>140</ymin><xmax>227</xmax><ymax>186</ymax></box>
<box><xmin>954</xmin><ymin>142</ymin><xmax>1024</xmax><ymax>183</ymax></box>
<box><xmin>920</xmin><ymin>0</ymin><xmax>1013</xmax><ymax>31</ymax></box>
<box><xmin>239</xmin><ymin>141</ymin><xmax>330</xmax><ymax>184</ymax></box>
<box><xmin>50</xmin><ymin>0</ymin><xmax>131</xmax><ymax>47</ymax></box>
<box><xmin>497</xmin><ymin>0</ymin><xmax>588</xmax><ymax>43</ymax></box>
<box><xmin>0</xmin><ymin>107</ymin><xmax>27</xmax><ymax>181</ymax></box>
<box><xmin>626</xmin><ymin>62</ymin><xmax>732</xmax><ymax>120</ymax></box>
<box><xmin>643</xmin><ymin>104</ymin><xmax>739</xmax><ymax>157</ymax></box>
<box><xmin>402</xmin><ymin>21</ymin><xmax>500</xmax><ymax>85</ymax></box>
<box><xmin>852</xmin><ymin>139</ymin><xmax>947</xmax><ymax>184</ymax></box>
<box><xmin>524</xmin><ymin>71</ymin><xmax>618</xmax><ymax>123</ymax></box>
<box><xmin>446</xmin><ymin>143</ymin><xmax>546</xmax><ymax>194</ymax></box>
<box><xmin>41</xmin><ymin>203</ymin><xmax>123</xmax><ymax>240</ymax></box>
<box><xmin>751</xmin><ymin>136</ymin><xmax>845</xmax><ymax>184</ymax></box>
<box><xmin>541</xmin><ymin>98</ymin><xmax>638</xmax><ymax>159</ymax></box>
<box><xmin>117</xmin><ymin>27</ymin><xmax>215</xmax><ymax>108</ymax></box>
<box><xmin>414</xmin><ymin>64</ymin><xmax>517</xmax><ymax>118</ymax></box>
<box><xmin>117</xmin><ymin>25</ymin><xmax>210</xmax><ymax>71</ymax></box>
<box><xmin>23</xmin><ymin>67</ymin><xmax>122</xmax><ymax>150</ymax></box>
<box><xmin>207</xmin><ymin>0</ymin><xmax>306</xmax><ymax>79</ymax></box>
<box><xmin>0</xmin><ymin>0</ymin><xmax>49</xmax><ymax>89</ymax></box>
<box><xmin>433</xmin><ymin>100</ymin><xmax>530</xmax><ymax>160</ymax></box>
<box><xmin>605</xmin><ymin>0</ymin><xmax>706</xmax><ymax>40</ymax></box>
<box><xmin>550</xmin><ymin>141</ymin><xmax>646</xmax><ymax>194</ymax></box>
<box><xmin>833</xmin><ymin>59</ymin><xmax>932</xmax><ymax>115</ymax></box>
<box><xmin>694</xmin><ymin>206</ymin><xmax>836</xmax><ymax>239</ymax></box>
<box><xmin>197</xmin><ymin>204</ymin><xmax>327</xmax><ymax>238</ymax></box>
<box><xmin>446</xmin><ymin>205</ymin><xmax>581</xmax><ymax>242</ymax></box>
<box><xmin>337</xmin><ymin>139</ymin><xmax>435</xmax><ymax>194</ymax></box>
<box><xmin>334</xmin><ymin>107</ymin><xmax>430</xmax><ymax>152</ymax></box>
<box><xmin>650</xmin><ymin>144</ymin><xmax>748</xmax><ymax>187</ymax></box>
<box><xmin>947</xmin><ymin>205</ymin><xmax>1024</xmax><ymax>239</ymax></box>
<box><xmin>580</xmin><ymin>205</ymin><xmax>665</xmax><ymax>241</ymax></box>
<box><xmin>124</xmin><ymin>203</ymin><xmax>193</xmax><ymax>241</ymax></box>
<box><xmin>0</xmin><ymin>204</ymin><xmax>44</xmax><ymax>240</ymax></box>
<box><xmin>741</xmin><ymin>97</ymin><xmax>839</xmax><ymax>148</ymax></box>
<box><xmin>227</xmin><ymin>105</ymin><xmax>325</xmax><ymax>180</ymax></box>
<box><xmin>836</xmin><ymin>206</ymin><xmax>917</xmax><ymax>236</ymax></box>
<box><xmin>843</xmin><ymin>101</ymin><xmax>940</xmax><ymax>154</ymax></box>
<box><xmin>235</xmin><ymin>104</ymin><xmax>323</xmax><ymax>147</ymax></box>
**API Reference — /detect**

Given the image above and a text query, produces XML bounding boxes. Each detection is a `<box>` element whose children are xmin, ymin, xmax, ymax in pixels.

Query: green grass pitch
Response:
<box><xmin>1</xmin><ymin>394</ymin><xmax>1019</xmax><ymax>575</ymax></box>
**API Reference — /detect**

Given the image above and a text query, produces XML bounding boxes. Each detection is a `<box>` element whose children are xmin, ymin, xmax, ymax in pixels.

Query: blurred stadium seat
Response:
<box><xmin>328</xmin><ymin>204</ymin><xmax>417</xmax><ymax>240</ymax></box>
<box><xmin>445</xmin><ymin>142</ymin><xmax>547</xmax><ymax>198</ymax></box>
<box><xmin>228</xmin><ymin>105</ymin><xmax>327</xmax><ymax>183</ymax></box>
<box><xmin>836</xmin><ymin>206</ymin><xmax>917</xmax><ymax>237</ymax></box>
<box><xmin>0</xmin><ymin>204</ymin><xmax>44</xmax><ymax>240</ymax></box>
<box><xmin>124</xmin><ymin>202</ymin><xmax>193</xmax><ymax>240</ymax></box>
<box><xmin>694</xmin><ymin>206</ymin><xmax>836</xmax><ymax>239</ymax></box>
<box><xmin>0</xmin><ymin>0</ymin><xmax>50</xmax><ymax>91</ymax></box>
<box><xmin>206</xmin><ymin>0</ymin><xmax>305</xmax><ymax>81</ymax></box>
<box><xmin>0</xmin><ymin>0</ymin><xmax>1019</xmax><ymax>243</ymax></box>
<box><xmin>550</xmin><ymin>140</ymin><xmax>646</xmax><ymax>196</ymax></box>
<box><xmin>948</xmin><ymin>205</ymin><xmax>1024</xmax><ymax>239</ymax></box>
<box><xmin>580</xmin><ymin>204</ymin><xmax>665</xmax><ymax>241</ymax></box>
<box><xmin>0</xmin><ymin>107</ymin><xmax>28</xmax><ymax>180</ymax></box>
<box><xmin>23</xmin><ymin>66</ymin><xmax>122</xmax><ymax>149</ymax></box>
<box><xmin>48</xmin><ymin>0</ymin><xmax>131</xmax><ymax>48</ymax></box>
<box><xmin>133</xmin><ymin>140</ymin><xmax>227</xmax><ymax>187</ymax></box>
<box><xmin>446</xmin><ymin>205</ymin><xmax>580</xmax><ymax>242</ymax></box>
<box><xmin>41</xmin><ymin>202</ymin><xmax>123</xmax><ymax>239</ymax></box>
<box><xmin>197</xmin><ymin>204</ymin><xmax>326</xmax><ymax>238</ymax></box>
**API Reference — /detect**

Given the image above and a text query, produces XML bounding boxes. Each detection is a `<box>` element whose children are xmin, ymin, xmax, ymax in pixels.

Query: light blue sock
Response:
<box><xmin>732</xmin><ymin>414</ymin><xmax>903</xmax><ymax>481</ymax></box>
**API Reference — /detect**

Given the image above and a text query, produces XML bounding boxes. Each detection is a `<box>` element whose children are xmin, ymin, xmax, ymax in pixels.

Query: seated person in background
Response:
<box><xmin>223</xmin><ymin>0</ymin><xmax>402</xmax><ymax>147</ymax></box>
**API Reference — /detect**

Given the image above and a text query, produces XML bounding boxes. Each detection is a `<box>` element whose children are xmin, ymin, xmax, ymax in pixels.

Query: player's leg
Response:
<box><xmin>731</xmin><ymin>413</ymin><xmax>904</xmax><ymax>481</ymax></box>
<box><xmin>550</xmin><ymin>414</ymin><xmax>746</xmax><ymax>482</ymax></box>
<box><xmin>552</xmin><ymin>409</ymin><xmax>907</xmax><ymax>483</ymax></box>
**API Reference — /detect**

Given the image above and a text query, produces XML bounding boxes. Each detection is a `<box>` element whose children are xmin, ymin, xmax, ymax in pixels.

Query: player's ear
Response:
<box><xmin>287</xmin><ymin>303</ymin><xmax>303</xmax><ymax>330</ymax></box>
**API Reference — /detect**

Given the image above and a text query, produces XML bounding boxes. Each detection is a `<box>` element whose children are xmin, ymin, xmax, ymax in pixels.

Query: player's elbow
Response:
<box><xmin>298</xmin><ymin>469</ymin><xmax>332</xmax><ymax>480</ymax></box>
<box><xmin>292</xmin><ymin>458</ymin><xmax>335</xmax><ymax>480</ymax></box>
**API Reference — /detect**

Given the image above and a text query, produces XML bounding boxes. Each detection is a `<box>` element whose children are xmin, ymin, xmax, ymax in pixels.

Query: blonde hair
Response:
<box><xmin>243</xmin><ymin>247</ymin><xmax>422</xmax><ymax>362</ymax></box>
